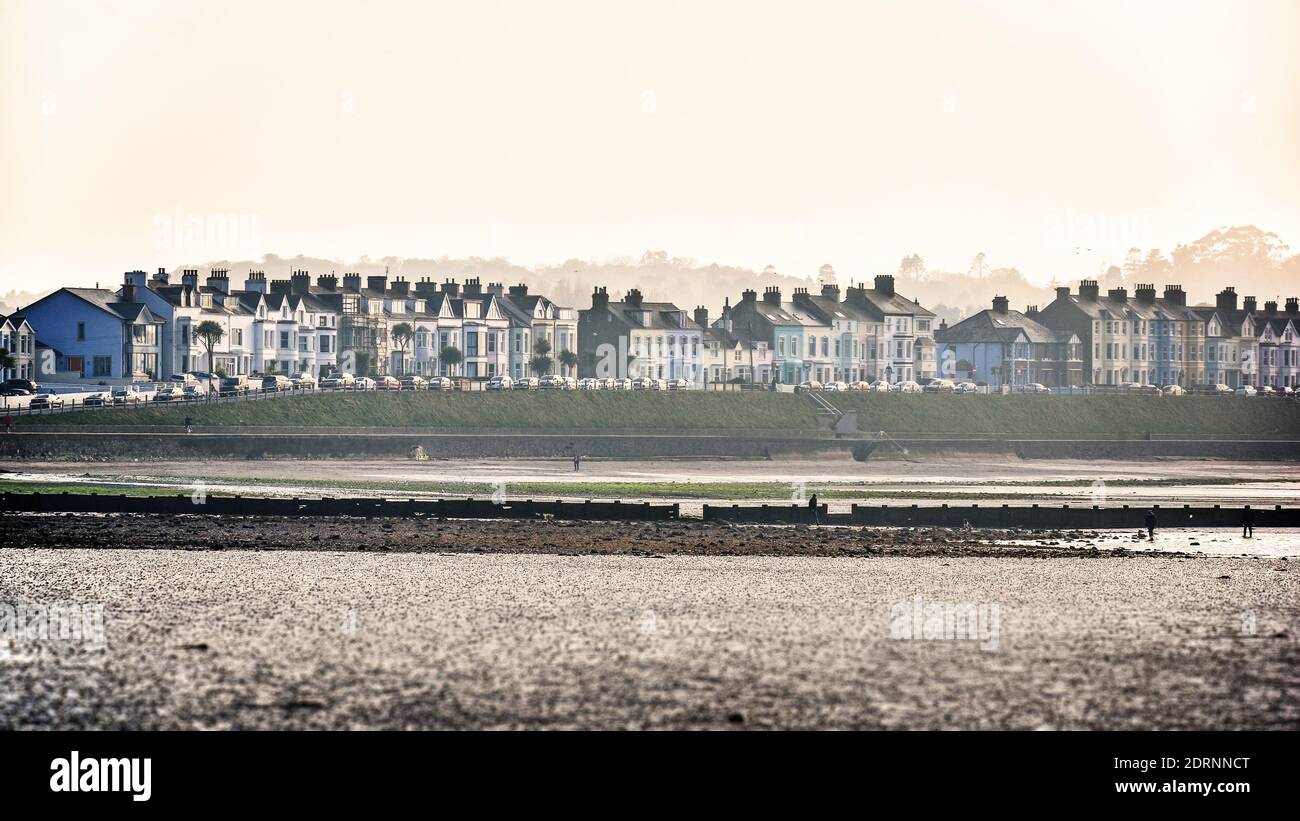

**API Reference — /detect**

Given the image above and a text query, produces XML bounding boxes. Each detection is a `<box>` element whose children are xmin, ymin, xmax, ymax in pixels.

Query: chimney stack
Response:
<box><xmin>591</xmin><ymin>286</ymin><xmax>609</xmax><ymax>310</ymax></box>
<box><xmin>820</xmin><ymin>283</ymin><xmax>840</xmax><ymax>300</ymax></box>
<box><xmin>1215</xmin><ymin>287</ymin><xmax>1238</xmax><ymax>312</ymax></box>
<box><xmin>291</xmin><ymin>270</ymin><xmax>311</xmax><ymax>295</ymax></box>
<box><xmin>625</xmin><ymin>288</ymin><xmax>644</xmax><ymax>308</ymax></box>
<box><xmin>463</xmin><ymin>277</ymin><xmax>482</xmax><ymax>295</ymax></box>
<box><xmin>486</xmin><ymin>281</ymin><xmax>504</xmax><ymax>296</ymax></box>
<box><xmin>389</xmin><ymin>277</ymin><xmax>410</xmax><ymax>296</ymax></box>
<box><xmin>1078</xmin><ymin>280</ymin><xmax>1099</xmax><ymax>301</ymax></box>
<box><xmin>762</xmin><ymin>286</ymin><xmax>781</xmax><ymax>305</ymax></box>
<box><xmin>414</xmin><ymin>277</ymin><xmax>438</xmax><ymax>297</ymax></box>
<box><xmin>367</xmin><ymin>275</ymin><xmax>388</xmax><ymax>293</ymax></box>
<box><xmin>151</xmin><ymin>267</ymin><xmax>170</xmax><ymax>284</ymax></box>
<box><xmin>1286</xmin><ymin>297</ymin><xmax>1298</xmax><ymax>315</ymax></box>
<box><xmin>244</xmin><ymin>270</ymin><xmax>267</xmax><ymax>294</ymax></box>
<box><xmin>341</xmin><ymin>273</ymin><xmax>362</xmax><ymax>292</ymax></box>
<box><xmin>441</xmin><ymin>279</ymin><xmax>460</xmax><ymax>297</ymax></box>
<box><xmin>1264</xmin><ymin>300</ymin><xmax>1278</xmax><ymax>314</ymax></box>
<box><xmin>1243</xmin><ymin>296</ymin><xmax>1257</xmax><ymax>314</ymax></box>
<box><xmin>992</xmin><ymin>295</ymin><xmax>1009</xmax><ymax>313</ymax></box>
<box><xmin>741</xmin><ymin>288</ymin><xmax>757</xmax><ymax>303</ymax></box>
<box><xmin>1107</xmin><ymin>287</ymin><xmax>1128</xmax><ymax>302</ymax></box>
<box><xmin>270</xmin><ymin>279</ymin><xmax>292</xmax><ymax>295</ymax></box>
<box><xmin>1162</xmin><ymin>284</ymin><xmax>1186</xmax><ymax>306</ymax></box>
<box><xmin>693</xmin><ymin>306</ymin><xmax>709</xmax><ymax>328</ymax></box>
<box><xmin>873</xmin><ymin>275</ymin><xmax>895</xmax><ymax>297</ymax></box>
<box><xmin>316</xmin><ymin>274</ymin><xmax>338</xmax><ymax>291</ymax></box>
<box><xmin>207</xmin><ymin>269</ymin><xmax>230</xmax><ymax>294</ymax></box>
<box><xmin>1134</xmin><ymin>283</ymin><xmax>1156</xmax><ymax>303</ymax></box>
<box><xmin>181</xmin><ymin>269</ymin><xmax>199</xmax><ymax>288</ymax></box>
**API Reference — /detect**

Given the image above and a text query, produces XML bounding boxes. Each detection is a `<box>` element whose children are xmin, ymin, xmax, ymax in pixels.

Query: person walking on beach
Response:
<box><xmin>184</xmin><ymin>415</ymin><xmax>194</xmax><ymax>435</ymax></box>
<box><xmin>1242</xmin><ymin>506</ymin><xmax>1255</xmax><ymax>538</ymax></box>
<box><xmin>572</xmin><ymin>454</ymin><xmax>581</xmax><ymax>472</ymax></box>
<box><xmin>808</xmin><ymin>493</ymin><xmax>820</xmax><ymax>525</ymax></box>
<box><xmin>1144</xmin><ymin>509</ymin><xmax>1157</xmax><ymax>541</ymax></box>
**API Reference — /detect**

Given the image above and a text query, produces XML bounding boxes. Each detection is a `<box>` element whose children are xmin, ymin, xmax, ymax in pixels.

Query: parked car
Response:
<box><xmin>888</xmin><ymin>380</ymin><xmax>920</xmax><ymax>394</ymax></box>
<box><xmin>28</xmin><ymin>393</ymin><xmax>64</xmax><ymax>410</ymax></box>
<box><xmin>486</xmin><ymin>375</ymin><xmax>513</xmax><ymax>391</ymax></box>
<box><xmin>1192</xmin><ymin>383</ymin><xmax>1233</xmax><ymax>396</ymax></box>
<box><xmin>399</xmin><ymin>375</ymin><xmax>427</xmax><ymax>391</ymax></box>
<box><xmin>1234</xmin><ymin>385</ymin><xmax>1257</xmax><ymax>397</ymax></box>
<box><xmin>869</xmin><ymin>380</ymin><xmax>891</xmax><ymax>393</ymax></box>
<box><xmin>630</xmin><ymin>377</ymin><xmax>655</xmax><ymax>391</ymax></box>
<box><xmin>170</xmin><ymin>373</ymin><xmax>201</xmax><ymax>387</ymax></box>
<box><xmin>110</xmin><ymin>386</ymin><xmax>144</xmax><ymax>405</ymax></box>
<box><xmin>1012</xmin><ymin>383</ymin><xmax>1049</xmax><ymax>395</ymax></box>
<box><xmin>922</xmin><ymin>379</ymin><xmax>956</xmax><ymax>394</ymax></box>
<box><xmin>83</xmin><ymin>392</ymin><xmax>110</xmax><ymax>407</ymax></box>
<box><xmin>1255</xmin><ymin>385</ymin><xmax>1275</xmax><ymax>397</ymax></box>
<box><xmin>182</xmin><ymin>385</ymin><xmax>204</xmax><ymax>401</ymax></box>
<box><xmin>511</xmin><ymin>376</ymin><xmax>538</xmax><ymax>391</ymax></box>
<box><xmin>291</xmin><ymin>374</ymin><xmax>317</xmax><ymax>391</ymax></box>
<box><xmin>666</xmin><ymin>378</ymin><xmax>691</xmax><ymax>391</ymax></box>
<box><xmin>261</xmin><ymin>374</ymin><xmax>293</xmax><ymax>392</ymax></box>
<box><xmin>320</xmin><ymin>372</ymin><xmax>355</xmax><ymax>391</ymax></box>
<box><xmin>426</xmin><ymin>376</ymin><xmax>453</xmax><ymax>391</ymax></box>
<box><xmin>538</xmin><ymin>375</ymin><xmax>565</xmax><ymax>390</ymax></box>
<box><xmin>352</xmin><ymin>376</ymin><xmax>377</xmax><ymax>391</ymax></box>
<box><xmin>795</xmin><ymin>381</ymin><xmax>823</xmax><ymax>393</ymax></box>
<box><xmin>219</xmin><ymin>375</ymin><xmax>251</xmax><ymax>396</ymax></box>
<box><xmin>1161</xmin><ymin>385</ymin><xmax>1186</xmax><ymax>396</ymax></box>
<box><xmin>607</xmin><ymin>378</ymin><xmax>630</xmax><ymax>390</ymax></box>
<box><xmin>153</xmin><ymin>385</ymin><xmax>184</xmax><ymax>402</ymax></box>
<box><xmin>954</xmin><ymin>381</ymin><xmax>979</xmax><ymax>394</ymax></box>
<box><xmin>0</xmin><ymin>379</ymin><xmax>38</xmax><ymax>395</ymax></box>
<box><xmin>822</xmin><ymin>381</ymin><xmax>847</xmax><ymax>392</ymax></box>
<box><xmin>373</xmin><ymin>375</ymin><xmax>401</xmax><ymax>391</ymax></box>
<box><xmin>577</xmin><ymin>377</ymin><xmax>601</xmax><ymax>390</ymax></box>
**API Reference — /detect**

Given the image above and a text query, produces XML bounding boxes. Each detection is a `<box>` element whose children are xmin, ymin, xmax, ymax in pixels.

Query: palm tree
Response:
<box><xmin>439</xmin><ymin>345</ymin><xmax>463</xmax><ymax>377</ymax></box>
<box><xmin>390</xmin><ymin>322</ymin><xmax>414</xmax><ymax>375</ymax></box>
<box><xmin>529</xmin><ymin>337</ymin><xmax>553</xmax><ymax>376</ymax></box>
<box><xmin>558</xmin><ymin>349</ymin><xmax>578</xmax><ymax>377</ymax></box>
<box><xmin>194</xmin><ymin>321</ymin><xmax>225</xmax><ymax>399</ymax></box>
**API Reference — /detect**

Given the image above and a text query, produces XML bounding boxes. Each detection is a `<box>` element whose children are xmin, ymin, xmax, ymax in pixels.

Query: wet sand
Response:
<box><xmin>1</xmin><ymin>516</ymin><xmax>1296</xmax><ymax>730</ymax></box>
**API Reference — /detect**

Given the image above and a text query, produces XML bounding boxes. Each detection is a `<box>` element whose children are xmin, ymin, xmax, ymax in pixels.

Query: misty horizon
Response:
<box><xmin>3</xmin><ymin>0</ymin><xmax>1298</xmax><ymax>295</ymax></box>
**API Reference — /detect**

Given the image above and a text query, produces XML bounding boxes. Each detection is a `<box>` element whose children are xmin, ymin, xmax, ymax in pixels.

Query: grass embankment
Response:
<box><xmin>831</xmin><ymin>394</ymin><xmax>1300</xmax><ymax>436</ymax></box>
<box><xmin>19</xmin><ymin>392</ymin><xmax>818</xmax><ymax>431</ymax></box>
<box><xmin>17</xmin><ymin>391</ymin><xmax>1300</xmax><ymax>435</ymax></box>
<box><xmin>0</xmin><ymin>475</ymin><xmax>1279</xmax><ymax>502</ymax></box>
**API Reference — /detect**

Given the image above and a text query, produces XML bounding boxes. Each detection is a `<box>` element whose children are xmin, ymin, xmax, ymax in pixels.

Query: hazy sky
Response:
<box><xmin>2</xmin><ymin>0</ymin><xmax>1298</xmax><ymax>293</ymax></box>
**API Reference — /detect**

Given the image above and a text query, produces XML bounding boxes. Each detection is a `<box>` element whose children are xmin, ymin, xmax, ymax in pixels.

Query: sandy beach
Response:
<box><xmin>1</xmin><ymin>516</ymin><xmax>1295</xmax><ymax>730</ymax></box>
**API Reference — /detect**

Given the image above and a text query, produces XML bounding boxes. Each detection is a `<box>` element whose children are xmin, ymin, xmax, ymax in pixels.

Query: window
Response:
<box><xmin>93</xmin><ymin>356</ymin><xmax>112</xmax><ymax>377</ymax></box>
<box><xmin>280</xmin><ymin>331</ymin><xmax>290</xmax><ymax>349</ymax></box>
<box><xmin>77</xmin><ymin>322</ymin><xmax>85</xmax><ymax>341</ymax></box>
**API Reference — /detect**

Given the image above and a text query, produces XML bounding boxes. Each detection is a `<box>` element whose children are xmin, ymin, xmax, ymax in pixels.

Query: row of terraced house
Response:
<box><xmin>5</xmin><ymin>269</ymin><xmax>1297</xmax><ymax>389</ymax></box>
<box><xmin>936</xmin><ymin>281</ymin><xmax>1300</xmax><ymax>389</ymax></box>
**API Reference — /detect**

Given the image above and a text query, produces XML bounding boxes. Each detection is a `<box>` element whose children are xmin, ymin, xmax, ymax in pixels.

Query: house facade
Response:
<box><xmin>494</xmin><ymin>282</ymin><xmax>579</xmax><ymax>378</ymax></box>
<box><xmin>20</xmin><ymin>284</ymin><xmax>164</xmax><ymax>381</ymax></box>
<box><xmin>0</xmin><ymin>315</ymin><xmax>37</xmax><ymax>381</ymax></box>
<box><xmin>579</xmin><ymin>287</ymin><xmax>704</xmax><ymax>383</ymax></box>
<box><xmin>935</xmin><ymin>296</ymin><xmax>1083</xmax><ymax>387</ymax></box>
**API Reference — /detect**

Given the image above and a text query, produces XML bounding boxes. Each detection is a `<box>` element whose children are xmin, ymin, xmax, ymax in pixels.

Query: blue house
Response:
<box><xmin>935</xmin><ymin>296</ymin><xmax>1083</xmax><ymax>387</ymax></box>
<box><xmin>20</xmin><ymin>280</ymin><xmax>164</xmax><ymax>381</ymax></box>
